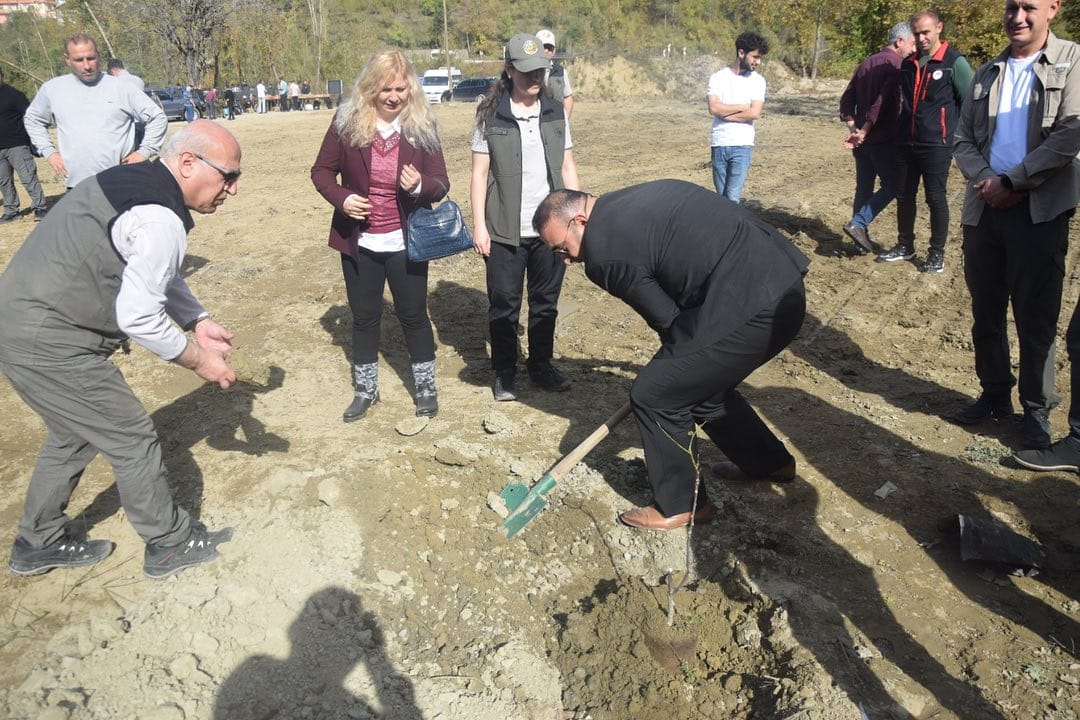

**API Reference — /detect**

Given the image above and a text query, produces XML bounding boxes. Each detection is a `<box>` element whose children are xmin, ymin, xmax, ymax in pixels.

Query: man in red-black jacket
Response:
<box><xmin>879</xmin><ymin>10</ymin><xmax>972</xmax><ymax>272</ymax></box>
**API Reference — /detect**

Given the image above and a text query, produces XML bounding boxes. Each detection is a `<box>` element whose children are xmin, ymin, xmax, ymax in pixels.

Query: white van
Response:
<box><xmin>422</xmin><ymin>67</ymin><xmax>462</xmax><ymax>104</ymax></box>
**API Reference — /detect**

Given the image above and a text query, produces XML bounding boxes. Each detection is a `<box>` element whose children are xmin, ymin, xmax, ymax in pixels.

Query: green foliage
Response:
<box><xmin>0</xmin><ymin>0</ymin><xmax>1038</xmax><ymax>92</ymax></box>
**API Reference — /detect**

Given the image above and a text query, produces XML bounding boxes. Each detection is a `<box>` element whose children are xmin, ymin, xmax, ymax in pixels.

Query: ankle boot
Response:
<box><xmin>412</xmin><ymin>360</ymin><xmax>438</xmax><ymax>417</ymax></box>
<box><xmin>343</xmin><ymin>362</ymin><xmax>379</xmax><ymax>422</ymax></box>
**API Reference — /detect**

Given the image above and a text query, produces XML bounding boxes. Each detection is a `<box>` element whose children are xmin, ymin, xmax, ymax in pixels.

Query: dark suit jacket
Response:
<box><xmin>584</xmin><ymin>179</ymin><xmax>810</xmax><ymax>357</ymax></box>
<box><xmin>310</xmin><ymin>120</ymin><xmax>449</xmax><ymax>259</ymax></box>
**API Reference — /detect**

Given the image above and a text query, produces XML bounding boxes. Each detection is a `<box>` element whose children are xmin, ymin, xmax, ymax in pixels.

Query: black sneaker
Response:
<box><xmin>493</xmin><ymin>370</ymin><xmax>517</xmax><ymax>402</ymax></box>
<box><xmin>0</xmin><ymin>212</ymin><xmax>18</xmax><ymax>223</ymax></box>
<box><xmin>528</xmin><ymin>361</ymin><xmax>571</xmax><ymax>392</ymax></box>
<box><xmin>9</xmin><ymin>534</ymin><xmax>114</xmax><ymax>576</ymax></box>
<box><xmin>949</xmin><ymin>394</ymin><xmax>1014</xmax><ymax>425</ymax></box>
<box><xmin>1020</xmin><ymin>408</ymin><xmax>1052</xmax><ymax>450</ymax></box>
<box><xmin>919</xmin><ymin>250</ymin><xmax>945</xmax><ymax>273</ymax></box>
<box><xmin>843</xmin><ymin>222</ymin><xmax>875</xmax><ymax>253</ymax></box>
<box><xmin>143</xmin><ymin>525</ymin><xmax>232</xmax><ymax>579</ymax></box>
<box><xmin>1014</xmin><ymin>434</ymin><xmax>1080</xmax><ymax>472</ymax></box>
<box><xmin>876</xmin><ymin>244</ymin><xmax>916</xmax><ymax>263</ymax></box>
<box><xmin>33</xmin><ymin>208</ymin><xmax>47</xmax><ymax>221</ymax></box>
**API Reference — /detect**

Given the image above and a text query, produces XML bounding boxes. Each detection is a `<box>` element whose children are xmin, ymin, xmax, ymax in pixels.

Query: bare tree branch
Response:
<box><xmin>141</xmin><ymin>0</ymin><xmax>230</xmax><ymax>86</ymax></box>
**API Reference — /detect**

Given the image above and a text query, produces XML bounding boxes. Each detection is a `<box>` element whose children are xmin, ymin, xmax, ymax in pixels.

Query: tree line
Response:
<box><xmin>1</xmin><ymin>0</ymin><xmax>1075</xmax><ymax>98</ymax></box>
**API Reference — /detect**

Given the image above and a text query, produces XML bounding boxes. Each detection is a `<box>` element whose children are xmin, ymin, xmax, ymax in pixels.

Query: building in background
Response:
<box><xmin>0</xmin><ymin>0</ymin><xmax>60</xmax><ymax>25</ymax></box>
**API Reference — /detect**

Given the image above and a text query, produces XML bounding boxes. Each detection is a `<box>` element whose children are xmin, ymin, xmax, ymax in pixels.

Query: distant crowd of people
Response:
<box><xmin>0</xmin><ymin>1</ymin><xmax>1077</xmax><ymax>579</ymax></box>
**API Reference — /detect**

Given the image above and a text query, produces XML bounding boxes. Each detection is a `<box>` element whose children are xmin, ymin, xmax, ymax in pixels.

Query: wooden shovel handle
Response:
<box><xmin>545</xmin><ymin>401</ymin><xmax>633</xmax><ymax>481</ymax></box>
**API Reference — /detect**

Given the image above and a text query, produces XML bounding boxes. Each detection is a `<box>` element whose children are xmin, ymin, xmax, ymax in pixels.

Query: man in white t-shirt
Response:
<box><xmin>256</xmin><ymin>81</ymin><xmax>266</xmax><ymax>113</ymax></box>
<box><xmin>707</xmin><ymin>31</ymin><xmax>768</xmax><ymax>202</ymax></box>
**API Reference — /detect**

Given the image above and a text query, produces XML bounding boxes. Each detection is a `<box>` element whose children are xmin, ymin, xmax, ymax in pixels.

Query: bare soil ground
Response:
<box><xmin>0</xmin><ymin>82</ymin><xmax>1078</xmax><ymax>720</ymax></box>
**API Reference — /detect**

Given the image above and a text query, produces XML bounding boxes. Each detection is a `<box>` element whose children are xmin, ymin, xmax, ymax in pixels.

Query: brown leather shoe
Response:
<box><xmin>711</xmin><ymin>460</ymin><xmax>796</xmax><ymax>483</ymax></box>
<box><xmin>618</xmin><ymin>502</ymin><xmax>716</xmax><ymax>530</ymax></box>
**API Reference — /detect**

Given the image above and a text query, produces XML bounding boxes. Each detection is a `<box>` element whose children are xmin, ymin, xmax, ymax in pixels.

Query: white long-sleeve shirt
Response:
<box><xmin>24</xmin><ymin>73</ymin><xmax>167</xmax><ymax>188</ymax></box>
<box><xmin>110</xmin><ymin>204</ymin><xmax>206</xmax><ymax>360</ymax></box>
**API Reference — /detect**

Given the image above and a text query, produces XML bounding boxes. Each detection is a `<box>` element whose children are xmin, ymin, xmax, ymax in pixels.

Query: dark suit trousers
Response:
<box><xmin>631</xmin><ymin>280</ymin><xmax>805</xmax><ymax>516</ymax></box>
<box><xmin>486</xmin><ymin>237</ymin><xmax>566</xmax><ymax>373</ymax></box>
<box><xmin>897</xmin><ymin>144</ymin><xmax>953</xmax><ymax>253</ymax></box>
<box><xmin>962</xmin><ymin>203</ymin><xmax>1069</xmax><ymax>410</ymax></box>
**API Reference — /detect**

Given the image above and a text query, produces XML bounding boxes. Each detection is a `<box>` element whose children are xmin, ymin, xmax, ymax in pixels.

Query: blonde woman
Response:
<box><xmin>311</xmin><ymin>50</ymin><xmax>449</xmax><ymax>421</ymax></box>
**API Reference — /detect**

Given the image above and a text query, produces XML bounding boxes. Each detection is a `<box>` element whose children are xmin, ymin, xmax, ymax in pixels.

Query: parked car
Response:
<box><xmin>421</xmin><ymin>67</ymin><xmax>462</xmax><ymax>104</ymax></box>
<box><xmin>146</xmin><ymin>88</ymin><xmax>184</xmax><ymax>121</ymax></box>
<box><xmin>144</xmin><ymin>88</ymin><xmax>207</xmax><ymax>121</ymax></box>
<box><xmin>451</xmin><ymin>77</ymin><xmax>497</xmax><ymax>103</ymax></box>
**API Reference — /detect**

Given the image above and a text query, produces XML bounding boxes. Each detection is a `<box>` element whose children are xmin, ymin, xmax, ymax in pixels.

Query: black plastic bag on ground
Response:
<box><xmin>958</xmin><ymin>514</ymin><xmax>1042</xmax><ymax>576</ymax></box>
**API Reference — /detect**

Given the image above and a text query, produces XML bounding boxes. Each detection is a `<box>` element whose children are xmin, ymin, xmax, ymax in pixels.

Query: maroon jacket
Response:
<box><xmin>310</xmin><ymin>121</ymin><xmax>450</xmax><ymax>258</ymax></box>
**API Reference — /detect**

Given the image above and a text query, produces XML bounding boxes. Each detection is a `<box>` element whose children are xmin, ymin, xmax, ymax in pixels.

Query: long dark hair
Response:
<box><xmin>474</xmin><ymin>67</ymin><xmax>514</xmax><ymax>135</ymax></box>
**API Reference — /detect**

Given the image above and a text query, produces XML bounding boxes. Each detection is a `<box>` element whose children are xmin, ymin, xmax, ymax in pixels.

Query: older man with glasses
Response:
<box><xmin>533</xmin><ymin>180</ymin><xmax>809</xmax><ymax>529</ymax></box>
<box><xmin>0</xmin><ymin>119</ymin><xmax>241</xmax><ymax>580</ymax></box>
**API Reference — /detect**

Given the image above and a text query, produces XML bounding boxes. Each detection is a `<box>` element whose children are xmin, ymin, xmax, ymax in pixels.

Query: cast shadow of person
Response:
<box><xmin>214</xmin><ymin>586</ymin><xmax>423</xmax><ymax>720</ymax></box>
<box><xmin>318</xmin><ymin>279</ymin><xmax>644</xmax><ymax>464</ymax></box>
<box><xmin>790</xmin><ymin>311</ymin><xmax>1021</xmax><ymax>447</ymax></box>
<box><xmin>786</xmin><ymin>313</ymin><xmax>1073</xmax><ymax>592</ymax></box>
<box><xmin>75</xmin><ymin>367</ymin><xmax>289</xmax><ymax>533</ymax></box>
<box><xmin>320</xmin><ymin>302</ymin><xmax>416</xmax><ymax>400</ymax></box>
<box><xmin>426</xmin><ymin>277</ymin><xmax>645</xmax><ymax>466</ymax></box>
<box><xmin>700</xmin><ymin>383</ymin><xmax>1078</xmax><ymax>717</ymax></box>
<box><xmin>756</xmin><ymin>205</ymin><xmax>862</xmax><ymax>258</ymax></box>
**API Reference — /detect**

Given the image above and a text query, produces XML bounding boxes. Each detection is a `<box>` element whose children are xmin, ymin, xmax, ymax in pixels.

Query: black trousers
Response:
<box><xmin>341</xmin><ymin>248</ymin><xmax>435</xmax><ymax>366</ymax></box>
<box><xmin>631</xmin><ymin>280</ymin><xmax>806</xmax><ymax>516</ymax></box>
<box><xmin>485</xmin><ymin>237</ymin><xmax>566</xmax><ymax>373</ymax></box>
<box><xmin>896</xmin><ymin>144</ymin><xmax>953</xmax><ymax>253</ymax></box>
<box><xmin>962</xmin><ymin>203</ymin><xmax>1070</xmax><ymax>410</ymax></box>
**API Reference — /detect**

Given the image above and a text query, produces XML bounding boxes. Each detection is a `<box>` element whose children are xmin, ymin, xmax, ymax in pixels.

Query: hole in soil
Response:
<box><xmin>548</xmin><ymin>578</ymin><xmax>798</xmax><ymax>718</ymax></box>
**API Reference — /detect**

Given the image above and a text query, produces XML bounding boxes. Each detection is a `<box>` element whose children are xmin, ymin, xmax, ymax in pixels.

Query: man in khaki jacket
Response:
<box><xmin>951</xmin><ymin>0</ymin><xmax>1080</xmax><ymax>453</ymax></box>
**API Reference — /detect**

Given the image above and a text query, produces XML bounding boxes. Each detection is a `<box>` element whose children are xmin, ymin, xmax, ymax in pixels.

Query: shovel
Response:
<box><xmin>499</xmin><ymin>401</ymin><xmax>633</xmax><ymax>538</ymax></box>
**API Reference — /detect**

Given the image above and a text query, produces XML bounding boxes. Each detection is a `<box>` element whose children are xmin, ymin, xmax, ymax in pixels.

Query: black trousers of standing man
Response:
<box><xmin>630</xmin><ymin>280</ymin><xmax>806</xmax><ymax>516</ymax></box>
<box><xmin>962</xmin><ymin>201</ymin><xmax>1069</xmax><ymax>410</ymax></box>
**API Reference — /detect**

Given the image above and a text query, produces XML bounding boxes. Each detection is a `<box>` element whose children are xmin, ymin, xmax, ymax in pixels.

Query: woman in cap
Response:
<box><xmin>470</xmin><ymin>33</ymin><xmax>580</xmax><ymax>402</ymax></box>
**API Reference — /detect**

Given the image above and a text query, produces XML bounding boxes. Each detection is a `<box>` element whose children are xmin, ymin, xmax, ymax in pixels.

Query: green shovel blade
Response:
<box><xmin>500</xmin><ymin>474</ymin><xmax>556</xmax><ymax>537</ymax></box>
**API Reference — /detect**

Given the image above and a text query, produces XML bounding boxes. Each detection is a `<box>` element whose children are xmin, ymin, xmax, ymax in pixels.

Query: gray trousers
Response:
<box><xmin>0</xmin><ymin>145</ymin><xmax>46</xmax><ymax>215</ymax></box>
<box><xmin>0</xmin><ymin>355</ymin><xmax>190</xmax><ymax>549</ymax></box>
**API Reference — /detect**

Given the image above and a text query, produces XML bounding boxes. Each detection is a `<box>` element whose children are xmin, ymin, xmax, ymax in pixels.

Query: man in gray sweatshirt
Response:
<box><xmin>24</xmin><ymin>33</ymin><xmax>166</xmax><ymax>189</ymax></box>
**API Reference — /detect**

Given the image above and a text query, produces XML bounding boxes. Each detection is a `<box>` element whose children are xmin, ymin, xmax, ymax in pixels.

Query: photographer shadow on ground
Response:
<box><xmin>214</xmin><ymin>586</ymin><xmax>422</xmax><ymax>720</ymax></box>
<box><xmin>75</xmin><ymin>367</ymin><xmax>288</xmax><ymax>534</ymax></box>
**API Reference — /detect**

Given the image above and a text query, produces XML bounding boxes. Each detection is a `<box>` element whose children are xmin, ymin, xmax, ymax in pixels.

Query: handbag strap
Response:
<box><xmin>430</xmin><ymin>178</ymin><xmax>453</xmax><ymax>203</ymax></box>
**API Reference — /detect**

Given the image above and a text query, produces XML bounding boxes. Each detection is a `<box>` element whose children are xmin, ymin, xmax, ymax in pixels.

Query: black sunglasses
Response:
<box><xmin>195</xmin><ymin>154</ymin><xmax>241</xmax><ymax>184</ymax></box>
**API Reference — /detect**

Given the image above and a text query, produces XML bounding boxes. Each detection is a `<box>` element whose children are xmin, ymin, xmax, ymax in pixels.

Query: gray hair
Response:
<box><xmin>888</xmin><ymin>21</ymin><xmax>913</xmax><ymax>44</ymax></box>
<box><xmin>160</xmin><ymin>123</ymin><xmax>218</xmax><ymax>160</ymax></box>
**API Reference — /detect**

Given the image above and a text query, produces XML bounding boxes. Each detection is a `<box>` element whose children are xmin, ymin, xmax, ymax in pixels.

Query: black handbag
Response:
<box><xmin>406</xmin><ymin>198</ymin><xmax>473</xmax><ymax>262</ymax></box>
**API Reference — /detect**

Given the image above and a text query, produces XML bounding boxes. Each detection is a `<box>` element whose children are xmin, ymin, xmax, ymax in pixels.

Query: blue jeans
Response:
<box><xmin>851</xmin><ymin>143</ymin><xmax>902</xmax><ymax>229</ymax></box>
<box><xmin>711</xmin><ymin>145</ymin><xmax>753</xmax><ymax>202</ymax></box>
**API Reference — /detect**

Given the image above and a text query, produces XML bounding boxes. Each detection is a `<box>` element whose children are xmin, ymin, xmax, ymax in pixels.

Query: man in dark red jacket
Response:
<box><xmin>839</xmin><ymin>22</ymin><xmax>916</xmax><ymax>255</ymax></box>
<box><xmin>882</xmin><ymin>10</ymin><xmax>973</xmax><ymax>273</ymax></box>
<box><xmin>534</xmin><ymin>180</ymin><xmax>809</xmax><ymax>530</ymax></box>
